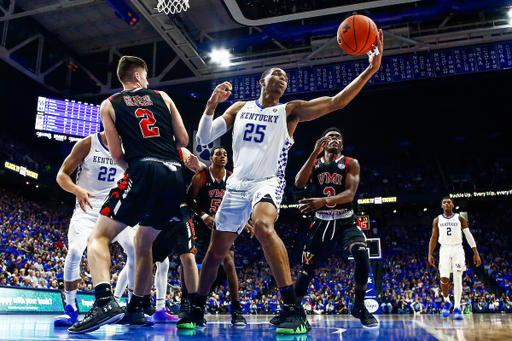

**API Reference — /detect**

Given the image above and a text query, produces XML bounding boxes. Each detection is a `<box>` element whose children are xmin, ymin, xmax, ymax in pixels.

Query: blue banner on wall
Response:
<box><xmin>365</xmin><ymin>267</ymin><xmax>382</xmax><ymax>315</ymax></box>
<box><xmin>212</xmin><ymin>41</ymin><xmax>512</xmax><ymax>100</ymax></box>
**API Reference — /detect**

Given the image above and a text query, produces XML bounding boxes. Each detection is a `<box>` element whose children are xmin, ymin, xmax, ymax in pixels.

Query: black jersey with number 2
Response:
<box><xmin>196</xmin><ymin>167</ymin><xmax>232</xmax><ymax>216</ymax></box>
<box><xmin>109</xmin><ymin>88</ymin><xmax>180</xmax><ymax>165</ymax></box>
<box><xmin>310</xmin><ymin>155</ymin><xmax>353</xmax><ymax>214</ymax></box>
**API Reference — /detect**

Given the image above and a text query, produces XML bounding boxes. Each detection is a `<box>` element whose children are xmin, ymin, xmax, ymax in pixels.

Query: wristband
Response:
<box><xmin>201</xmin><ymin>213</ymin><xmax>209</xmax><ymax>221</ymax></box>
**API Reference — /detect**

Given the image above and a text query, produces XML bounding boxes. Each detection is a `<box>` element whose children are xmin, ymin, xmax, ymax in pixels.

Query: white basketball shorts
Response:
<box><xmin>215</xmin><ymin>176</ymin><xmax>285</xmax><ymax>234</ymax></box>
<box><xmin>439</xmin><ymin>244</ymin><xmax>465</xmax><ymax>278</ymax></box>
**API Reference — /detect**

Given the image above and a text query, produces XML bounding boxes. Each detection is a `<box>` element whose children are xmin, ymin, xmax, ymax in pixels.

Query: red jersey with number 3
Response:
<box><xmin>196</xmin><ymin>167</ymin><xmax>232</xmax><ymax>216</ymax></box>
<box><xmin>310</xmin><ymin>155</ymin><xmax>353</xmax><ymax>214</ymax></box>
<box><xmin>109</xmin><ymin>88</ymin><xmax>180</xmax><ymax>165</ymax></box>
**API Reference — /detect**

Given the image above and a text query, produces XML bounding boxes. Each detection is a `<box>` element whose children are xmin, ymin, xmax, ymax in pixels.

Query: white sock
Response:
<box><xmin>444</xmin><ymin>295</ymin><xmax>450</xmax><ymax>303</ymax></box>
<box><xmin>114</xmin><ymin>265</ymin><xmax>129</xmax><ymax>301</ymax></box>
<box><xmin>128</xmin><ymin>289</ymin><xmax>133</xmax><ymax>301</ymax></box>
<box><xmin>155</xmin><ymin>260</ymin><xmax>169</xmax><ymax>311</ymax></box>
<box><xmin>453</xmin><ymin>272</ymin><xmax>463</xmax><ymax>310</ymax></box>
<box><xmin>156</xmin><ymin>298</ymin><xmax>165</xmax><ymax>311</ymax></box>
<box><xmin>65</xmin><ymin>290</ymin><xmax>77</xmax><ymax>311</ymax></box>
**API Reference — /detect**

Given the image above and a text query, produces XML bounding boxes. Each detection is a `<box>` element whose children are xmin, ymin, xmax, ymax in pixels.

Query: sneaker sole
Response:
<box><xmin>442</xmin><ymin>312</ymin><xmax>450</xmax><ymax>317</ymax></box>
<box><xmin>177</xmin><ymin>322</ymin><xmax>197</xmax><ymax>329</ymax></box>
<box><xmin>232</xmin><ymin>322</ymin><xmax>247</xmax><ymax>326</ymax></box>
<box><xmin>68</xmin><ymin>313</ymin><xmax>125</xmax><ymax>334</ymax></box>
<box><xmin>276</xmin><ymin>326</ymin><xmax>311</xmax><ymax>335</ymax></box>
<box><xmin>362</xmin><ymin>322</ymin><xmax>380</xmax><ymax>329</ymax></box>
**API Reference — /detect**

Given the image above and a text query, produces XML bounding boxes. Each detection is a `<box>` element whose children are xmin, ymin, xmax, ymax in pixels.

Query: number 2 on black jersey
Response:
<box><xmin>135</xmin><ymin>108</ymin><xmax>160</xmax><ymax>138</ymax></box>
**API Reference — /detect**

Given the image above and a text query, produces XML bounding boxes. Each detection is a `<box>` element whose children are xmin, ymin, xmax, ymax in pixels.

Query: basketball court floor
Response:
<box><xmin>1</xmin><ymin>313</ymin><xmax>510</xmax><ymax>341</ymax></box>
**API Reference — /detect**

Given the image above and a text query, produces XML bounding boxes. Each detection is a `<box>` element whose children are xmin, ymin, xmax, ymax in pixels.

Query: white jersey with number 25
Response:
<box><xmin>231</xmin><ymin>100</ymin><xmax>293</xmax><ymax>180</ymax></box>
<box><xmin>437</xmin><ymin>213</ymin><xmax>463</xmax><ymax>246</ymax></box>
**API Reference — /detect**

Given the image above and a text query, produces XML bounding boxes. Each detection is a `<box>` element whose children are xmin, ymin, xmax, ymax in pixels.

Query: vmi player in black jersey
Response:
<box><xmin>289</xmin><ymin>127</ymin><xmax>378</xmax><ymax>328</ymax></box>
<box><xmin>69</xmin><ymin>56</ymin><xmax>188</xmax><ymax>333</ymax></box>
<box><xmin>186</xmin><ymin>146</ymin><xmax>248</xmax><ymax>326</ymax></box>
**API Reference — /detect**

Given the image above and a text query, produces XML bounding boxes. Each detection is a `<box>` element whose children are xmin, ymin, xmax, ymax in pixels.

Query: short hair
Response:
<box><xmin>210</xmin><ymin>146</ymin><xmax>226</xmax><ymax>157</ymax></box>
<box><xmin>442</xmin><ymin>196</ymin><xmax>453</xmax><ymax>203</ymax></box>
<box><xmin>260</xmin><ymin>68</ymin><xmax>274</xmax><ymax>81</ymax></box>
<box><xmin>321</xmin><ymin>127</ymin><xmax>342</xmax><ymax>138</ymax></box>
<box><xmin>117</xmin><ymin>56</ymin><xmax>147</xmax><ymax>83</ymax></box>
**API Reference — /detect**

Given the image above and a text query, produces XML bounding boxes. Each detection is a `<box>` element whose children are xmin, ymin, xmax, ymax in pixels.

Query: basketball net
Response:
<box><xmin>156</xmin><ymin>0</ymin><xmax>189</xmax><ymax>14</ymax></box>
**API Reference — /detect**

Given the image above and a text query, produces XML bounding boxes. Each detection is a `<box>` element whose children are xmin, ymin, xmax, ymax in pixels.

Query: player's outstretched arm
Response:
<box><xmin>287</xmin><ymin>30</ymin><xmax>383</xmax><ymax>123</ymax></box>
<box><xmin>56</xmin><ymin>136</ymin><xmax>95</xmax><ymax>213</ymax></box>
<box><xmin>299</xmin><ymin>158</ymin><xmax>360</xmax><ymax>214</ymax></box>
<box><xmin>196</xmin><ymin>81</ymin><xmax>245</xmax><ymax>145</ymax></box>
<box><xmin>295</xmin><ymin>136</ymin><xmax>331</xmax><ymax>188</ymax></box>
<box><xmin>101</xmin><ymin>99</ymin><xmax>128</xmax><ymax>170</ymax></box>
<box><xmin>428</xmin><ymin>218</ymin><xmax>439</xmax><ymax>267</ymax></box>
<box><xmin>160</xmin><ymin>91</ymin><xmax>189</xmax><ymax>148</ymax></box>
<box><xmin>460</xmin><ymin>216</ymin><xmax>481</xmax><ymax>267</ymax></box>
<box><xmin>180</xmin><ymin>148</ymin><xmax>206</xmax><ymax>173</ymax></box>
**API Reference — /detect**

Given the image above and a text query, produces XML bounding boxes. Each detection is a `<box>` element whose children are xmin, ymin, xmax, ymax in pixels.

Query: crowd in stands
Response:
<box><xmin>2</xmin><ymin>179</ymin><xmax>512</xmax><ymax>316</ymax></box>
<box><xmin>1</xmin><ymin>132</ymin><xmax>511</xmax><ymax>316</ymax></box>
<box><xmin>0</xmin><ymin>132</ymin><xmax>56</xmax><ymax>173</ymax></box>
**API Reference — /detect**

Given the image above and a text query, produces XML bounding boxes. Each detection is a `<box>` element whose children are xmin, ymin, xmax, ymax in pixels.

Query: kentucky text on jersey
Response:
<box><xmin>238</xmin><ymin>111</ymin><xmax>279</xmax><ymax>123</ymax></box>
<box><xmin>92</xmin><ymin>156</ymin><xmax>116</xmax><ymax>165</ymax></box>
<box><xmin>439</xmin><ymin>222</ymin><xmax>459</xmax><ymax>227</ymax></box>
<box><xmin>122</xmin><ymin>95</ymin><xmax>153</xmax><ymax>107</ymax></box>
<box><xmin>317</xmin><ymin>172</ymin><xmax>344</xmax><ymax>185</ymax></box>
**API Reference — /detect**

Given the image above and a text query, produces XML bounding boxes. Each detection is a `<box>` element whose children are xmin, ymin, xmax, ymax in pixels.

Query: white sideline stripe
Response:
<box><xmin>413</xmin><ymin>320</ymin><xmax>457</xmax><ymax>341</ymax></box>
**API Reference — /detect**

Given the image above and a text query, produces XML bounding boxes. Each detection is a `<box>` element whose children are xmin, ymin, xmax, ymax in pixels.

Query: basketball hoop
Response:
<box><xmin>156</xmin><ymin>0</ymin><xmax>189</xmax><ymax>14</ymax></box>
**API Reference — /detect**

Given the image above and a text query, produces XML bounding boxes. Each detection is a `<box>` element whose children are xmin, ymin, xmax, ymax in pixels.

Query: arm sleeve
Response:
<box><xmin>463</xmin><ymin>228</ymin><xmax>477</xmax><ymax>248</ymax></box>
<box><xmin>196</xmin><ymin>114</ymin><xmax>227</xmax><ymax>145</ymax></box>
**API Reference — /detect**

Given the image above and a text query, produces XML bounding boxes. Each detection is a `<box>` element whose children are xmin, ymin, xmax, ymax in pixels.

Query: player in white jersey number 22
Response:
<box><xmin>428</xmin><ymin>197</ymin><xmax>481</xmax><ymax>320</ymax></box>
<box><xmin>54</xmin><ymin>132</ymin><xmax>136</xmax><ymax>327</ymax></box>
<box><xmin>178</xmin><ymin>32</ymin><xmax>385</xmax><ymax>335</ymax></box>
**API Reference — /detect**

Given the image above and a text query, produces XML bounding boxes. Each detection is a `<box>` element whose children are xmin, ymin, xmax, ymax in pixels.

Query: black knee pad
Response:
<box><xmin>295</xmin><ymin>269</ymin><xmax>316</xmax><ymax>298</ymax></box>
<box><xmin>352</xmin><ymin>243</ymin><xmax>370</xmax><ymax>286</ymax></box>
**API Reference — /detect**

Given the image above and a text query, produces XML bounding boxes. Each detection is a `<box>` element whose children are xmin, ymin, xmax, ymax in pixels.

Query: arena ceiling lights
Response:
<box><xmin>222</xmin><ymin>0</ymin><xmax>422</xmax><ymax>26</ymax></box>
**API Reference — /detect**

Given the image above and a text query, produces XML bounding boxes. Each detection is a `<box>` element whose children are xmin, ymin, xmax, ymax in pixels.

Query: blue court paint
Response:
<box><xmin>0</xmin><ymin>314</ymin><xmax>451</xmax><ymax>341</ymax></box>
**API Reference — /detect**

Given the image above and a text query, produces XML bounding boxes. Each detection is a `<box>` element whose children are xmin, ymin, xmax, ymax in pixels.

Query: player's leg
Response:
<box><xmin>177</xmin><ymin>229</ymin><xmax>237</xmax><ymax>329</ymax></box>
<box><xmin>223</xmin><ymin>250</ymin><xmax>246</xmax><ymax>326</ymax></box>
<box><xmin>270</xmin><ymin>219</ymin><xmax>324</xmax><ymax>327</ymax></box>
<box><xmin>113</xmin><ymin>226</ymin><xmax>136</xmax><ymax>302</ymax></box>
<box><xmin>348</xmin><ymin>241</ymin><xmax>379</xmax><ymax>327</ymax></box>
<box><xmin>54</xmin><ymin>219</ymin><xmax>89</xmax><ymax>327</ymax></box>
<box><xmin>452</xmin><ymin>246</ymin><xmax>465</xmax><ymax>320</ymax></box>
<box><xmin>127</xmin><ymin>225</ymin><xmax>160</xmax><ymax>312</ymax></box>
<box><xmin>113</xmin><ymin>266</ymin><xmax>130</xmax><ymax>302</ymax></box>
<box><xmin>251</xmin><ymin>201</ymin><xmax>310</xmax><ymax>335</ymax></box>
<box><xmin>153</xmin><ymin>258</ymin><xmax>179</xmax><ymax>323</ymax></box>
<box><xmin>68</xmin><ymin>215</ymin><xmax>128</xmax><ymax>333</ymax></box>
<box><xmin>180</xmin><ymin>252</ymin><xmax>199</xmax><ymax>310</ymax></box>
<box><xmin>338</xmin><ymin>219</ymin><xmax>378</xmax><ymax>328</ymax></box>
<box><xmin>439</xmin><ymin>246</ymin><xmax>453</xmax><ymax>317</ymax></box>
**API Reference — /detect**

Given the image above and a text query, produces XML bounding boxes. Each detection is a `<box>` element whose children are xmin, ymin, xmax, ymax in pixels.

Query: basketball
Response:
<box><xmin>337</xmin><ymin>15</ymin><xmax>379</xmax><ymax>55</ymax></box>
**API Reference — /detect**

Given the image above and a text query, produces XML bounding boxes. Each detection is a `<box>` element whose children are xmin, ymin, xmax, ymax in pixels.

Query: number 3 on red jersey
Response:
<box><xmin>135</xmin><ymin>108</ymin><xmax>160</xmax><ymax>138</ymax></box>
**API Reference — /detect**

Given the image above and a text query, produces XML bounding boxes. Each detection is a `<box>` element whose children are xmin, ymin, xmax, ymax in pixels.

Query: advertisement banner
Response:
<box><xmin>0</xmin><ymin>287</ymin><xmax>63</xmax><ymax>313</ymax></box>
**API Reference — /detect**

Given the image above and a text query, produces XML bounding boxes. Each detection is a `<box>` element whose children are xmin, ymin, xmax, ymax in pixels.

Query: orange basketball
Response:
<box><xmin>337</xmin><ymin>15</ymin><xmax>378</xmax><ymax>56</ymax></box>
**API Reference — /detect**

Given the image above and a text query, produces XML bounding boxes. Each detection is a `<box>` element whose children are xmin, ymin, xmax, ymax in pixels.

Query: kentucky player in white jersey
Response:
<box><xmin>178</xmin><ymin>32</ymin><xmax>384</xmax><ymax>334</ymax></box>
<box><xmin>428</xmin><ymin>197</ymin><xmax>481</xmax><ymax>320</ymax></box>
<box><xmin>54</xmin><ymin>132</ymin><xmax>136</xmax><ymax>327</ymax></box>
